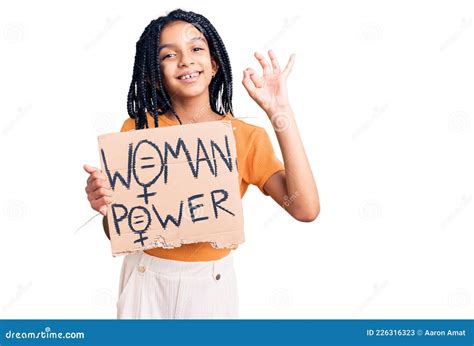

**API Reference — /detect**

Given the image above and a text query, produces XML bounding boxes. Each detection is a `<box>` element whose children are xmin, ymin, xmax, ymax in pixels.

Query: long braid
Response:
<box><xmin>146</xmin><ymin>23</ymin><xmax>159</xmax><ymax>128</ymax></box>
<box><xmin>206</xmin><ymin>24</ymin><xmax>233</xmax><ymax>115</ymax></box>
<box><xmin>126</xmin><ymin>44</ymin><xmax>140</xmax><ymax>127</ymax></box>
<box><xmin>126</xmin><ymin>9</ymin><xmax>234</xmax><ymax>129</ymax></box>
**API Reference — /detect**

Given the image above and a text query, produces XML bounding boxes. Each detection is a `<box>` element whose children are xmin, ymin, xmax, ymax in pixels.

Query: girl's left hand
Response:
<box><xmin>242</xmin><ymin>50</ymin><xmax>295</xmax><ymax>115</ymax></box>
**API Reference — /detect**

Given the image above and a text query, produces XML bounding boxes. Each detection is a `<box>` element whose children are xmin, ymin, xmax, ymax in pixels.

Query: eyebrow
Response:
<box><xmin>158</xmin><ymin>36</ymin><xmax>207</xmax><ymax>52</ymax></box>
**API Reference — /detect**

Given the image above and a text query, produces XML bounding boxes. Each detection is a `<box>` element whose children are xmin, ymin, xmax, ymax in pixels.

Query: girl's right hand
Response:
<box><xmin>84</xmin><ymin>164</ymin><xmax>112</xmax><ymax>216</ymax></box>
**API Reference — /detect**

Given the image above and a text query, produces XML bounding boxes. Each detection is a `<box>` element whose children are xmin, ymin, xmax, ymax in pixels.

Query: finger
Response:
<box><xmin>91</xmin><ymin>200</ymin><xmax>108</xmax><ymax>216</ymax></box>
<box><xmin>92</xmin><ymin>187</ymin><xmax>113</xmax><ymax>200</ymax></box>
<box><xmin>242</xmin><ymin>69</ymin><xmax>257</xmax><ymax>96</ymax></box>
<box><xmin>246</xmin><ymin>68</ymin><xmax>264</xmax><ymax>88</ymax></box>
<box><xmin>282</xmin><ymin>53</ymin><xmax>296</xmax><ymax>78</ymax></box>
<box><xmin>86</xmin><ymin>178</ymin><xmax>111</xmax><ymax>193</ymax></box>
<box><xmin>86</xmin><ymin>171</ymin><xmax>97</xmax><ymax>185</ymax></box>
<box><xmin>268</xmin><ymin>49</ymin><xmax>281</xmax><ymax>74</ymax></box>
<box><xmin>254</xmin><ymin>51</ymin><xmax>272</xmax><ymax>76</ymax></box>
<box><xmin>87</xmin><ymin>170</ymin><xmax>106</xmax><ymax>185</ymax></box>
<box><xmin>83</xmin><ymin>164</ymin><xmax>99</xmax><ymax>174</ymax></box>
<box><xmin>91</xmin><ymin>196</ymin><xmax>112</xmax><ymax>210</ymax></box>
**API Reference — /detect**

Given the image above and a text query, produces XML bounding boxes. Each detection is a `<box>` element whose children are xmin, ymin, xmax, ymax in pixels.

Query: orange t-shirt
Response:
<box><xmin>119</xmin><ymin>112</ymin><xmax>284</xmax><ymax>261</ymax></box>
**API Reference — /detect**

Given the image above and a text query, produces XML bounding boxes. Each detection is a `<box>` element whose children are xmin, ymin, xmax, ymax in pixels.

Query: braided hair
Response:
<box><xmin>127</xmin><ymin>9</ymin><xmax>234</xmax><ymax>129</ymax></box>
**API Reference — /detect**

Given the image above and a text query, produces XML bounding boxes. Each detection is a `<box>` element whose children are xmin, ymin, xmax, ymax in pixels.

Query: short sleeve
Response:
<box><xmin>243</xmin><ymin>127</ymin><xmax>285</xmax><ymax>196</ymax></box>
<box><xmin>120</xmin><ymin>118</ymin><xmax>135</xmax><ymax>132</ymax></box>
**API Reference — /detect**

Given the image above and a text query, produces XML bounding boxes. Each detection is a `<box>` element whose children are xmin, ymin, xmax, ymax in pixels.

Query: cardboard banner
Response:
<box><xmin>97</xmin><ymin>120</ymin><xmax>244</xmax><ymax>256</ymax></box>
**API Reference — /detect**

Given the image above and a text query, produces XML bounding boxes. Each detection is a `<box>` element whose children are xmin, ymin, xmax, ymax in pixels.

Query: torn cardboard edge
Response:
<box><xmin>111</xmin><ymin>229</ymin><xmax>245</xmax><ymax>257</ymax></box>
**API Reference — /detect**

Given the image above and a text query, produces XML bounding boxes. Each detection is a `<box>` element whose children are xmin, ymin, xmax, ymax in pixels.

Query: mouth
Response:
<box><xmin>176</xmin><ymin>71</ymin><xmax>202</xmax><ymax>83</ymax></box>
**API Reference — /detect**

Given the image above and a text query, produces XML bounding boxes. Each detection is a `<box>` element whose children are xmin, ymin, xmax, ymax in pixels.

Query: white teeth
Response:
<box><xmin>179</xmin><ymin>72</ymin><xmax>199</xmax><ymax>80</ymax></box>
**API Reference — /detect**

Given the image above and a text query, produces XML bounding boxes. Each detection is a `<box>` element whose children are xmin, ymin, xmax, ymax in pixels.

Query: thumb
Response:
<box><xmin>83</xmin><ymin>164</ymin><xmax>99</xmax><ymax>174</ymax></box>
<box><xmin>242</xmin><ymin>69</ymin><xmax>257</xmax><ymax>96</ymax></box>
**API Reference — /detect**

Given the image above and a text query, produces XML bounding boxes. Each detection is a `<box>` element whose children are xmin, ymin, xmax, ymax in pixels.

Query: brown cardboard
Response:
<box><xmin>97</xmin><ymin>120</ymin><xmax>244</xmax><ymax>256</ymax></box>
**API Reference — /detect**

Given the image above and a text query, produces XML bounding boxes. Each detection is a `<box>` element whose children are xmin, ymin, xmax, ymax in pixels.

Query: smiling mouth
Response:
<box><xmin>177</xmin><ymin>71</ymin><xmax>202</xmax><ymax>82</ymax></box>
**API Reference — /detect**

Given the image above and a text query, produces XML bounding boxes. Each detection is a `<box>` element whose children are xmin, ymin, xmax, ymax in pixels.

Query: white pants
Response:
<box><xmin>116</xmin><ymin>250</ymin><xmax>239</xmax><ymax>319</ymax></box>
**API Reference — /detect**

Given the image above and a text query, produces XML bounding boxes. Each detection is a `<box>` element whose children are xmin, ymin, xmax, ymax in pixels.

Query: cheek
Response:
<box><xmin>159</xmin><ymin>65</ymin><xmax>175</xmax><ymax>85</ymax></box>
<box><xmin>203</xmin><ymin>56</ymin><xmax>214</xmax><ymax>70</ymax></box>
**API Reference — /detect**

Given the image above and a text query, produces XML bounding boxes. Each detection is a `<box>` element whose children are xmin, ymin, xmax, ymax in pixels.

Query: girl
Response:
<box><xmin>84</xmin><ymin>8</ymin><xmax>319</xmax><ymax>319</ymax></box>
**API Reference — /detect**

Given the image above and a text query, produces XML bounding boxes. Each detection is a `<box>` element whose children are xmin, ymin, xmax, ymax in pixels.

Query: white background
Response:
<box><xmin>0</xmin><ymin>0</ymin><xmax>473</xmax><ymax>319</ymax></box>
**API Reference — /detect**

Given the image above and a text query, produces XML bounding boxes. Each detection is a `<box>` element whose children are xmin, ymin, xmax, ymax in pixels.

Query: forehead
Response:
<box><xmin>159</xmin><ymin>20</ymin><xmax>207</xmax><ymax>47</ymax></box>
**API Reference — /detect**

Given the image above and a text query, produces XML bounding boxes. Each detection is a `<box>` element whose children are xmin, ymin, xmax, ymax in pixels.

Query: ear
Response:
<box><xmin>211</xmin><ymin>57</ymin><xmax>219</xmax><ymax>77</ymax></box>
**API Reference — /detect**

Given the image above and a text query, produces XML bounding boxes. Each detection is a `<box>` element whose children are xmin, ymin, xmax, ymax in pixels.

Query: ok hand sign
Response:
<box><xmin>242</xmin><ymin>50</ymin><xmax>295</xmax><ymax>116</ymax></box>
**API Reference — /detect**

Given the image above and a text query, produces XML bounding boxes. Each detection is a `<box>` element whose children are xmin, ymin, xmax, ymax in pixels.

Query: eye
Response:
<box><xmin>162</xmin><ymin>53</ymin><xmax>175</xmax><ymax>60</ymax></box>
<box><xmin>193</xmin><ymin>47</ymin><xmax>204</xmax><ymax>52</ymax></box>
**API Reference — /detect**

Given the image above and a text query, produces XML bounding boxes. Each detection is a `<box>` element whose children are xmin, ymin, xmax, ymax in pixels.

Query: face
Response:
<box><xmin>157</xmin><ymin>20</ymin><xmax>218</xmax><ymax>100</ymax></box>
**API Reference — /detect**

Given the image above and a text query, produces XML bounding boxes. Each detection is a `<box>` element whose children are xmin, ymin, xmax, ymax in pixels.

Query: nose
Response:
<box><xmin>178</xmin><ymin>51</ymin><xmax>194</xmax><ymax>67</ymax></box>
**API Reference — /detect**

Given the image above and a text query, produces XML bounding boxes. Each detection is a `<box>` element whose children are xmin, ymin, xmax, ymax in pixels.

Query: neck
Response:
<box><xmin>167</xmin><ymin>95</ymin><xmax>219</xmax><ymax>124</ymax></box>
